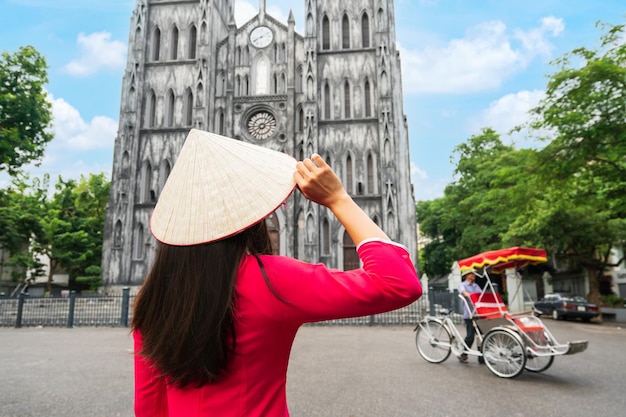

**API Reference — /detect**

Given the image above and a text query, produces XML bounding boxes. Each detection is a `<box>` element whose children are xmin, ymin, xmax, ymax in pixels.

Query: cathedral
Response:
<box><xmin>101</xmin><ymin>0</ymin><xmax>417</xmax><ymax>292</ymax></box>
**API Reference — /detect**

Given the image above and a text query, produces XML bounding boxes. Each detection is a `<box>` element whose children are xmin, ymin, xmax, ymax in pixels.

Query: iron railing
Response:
<box><xmin>0</xmin><ymin>287</ymin><xmax>462</xmax><ymax>328</ymax></box>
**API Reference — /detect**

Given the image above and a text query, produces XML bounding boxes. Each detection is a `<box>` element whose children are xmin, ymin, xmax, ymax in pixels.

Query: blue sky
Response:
<box><xmin>1</xmin><ymin>0</ymin><xmax>624</xmax><ymax>201</ymax></box>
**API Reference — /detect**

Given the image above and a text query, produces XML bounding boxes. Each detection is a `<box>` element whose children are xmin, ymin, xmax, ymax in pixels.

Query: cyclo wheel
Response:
<box><xmin>525</xmin><ymin>354</ymin><xmax>554</xmax><ymax>373</ymax></box>
<box><xmin>415</xmin><ymin>320</ymin><xmax>452</xmax><ymax>363</ymax></box>
<box><xmin>482</xmin><ymin>328</ymin><xmax>526</xmax><ymax>378</ymax></box>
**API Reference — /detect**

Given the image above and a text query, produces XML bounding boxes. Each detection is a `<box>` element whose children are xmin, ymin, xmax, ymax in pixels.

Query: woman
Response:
<box><xmin>132</xmin><ymin>129</ymin><xmax>421</xmax><ymax>417</ymax></box>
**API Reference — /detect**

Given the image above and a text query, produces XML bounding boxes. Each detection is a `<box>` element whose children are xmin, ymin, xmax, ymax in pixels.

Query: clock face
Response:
<box><xmin>250</xmin><ymin>26</ymin><xmax>273</xmax><ymax>48</ymax></box>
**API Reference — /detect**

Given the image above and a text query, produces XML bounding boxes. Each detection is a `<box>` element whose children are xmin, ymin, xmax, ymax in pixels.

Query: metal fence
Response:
<box><xmin>0</xmin><ymin>288</ymin><xmax>462</xmax><ymax>328</ymax></box>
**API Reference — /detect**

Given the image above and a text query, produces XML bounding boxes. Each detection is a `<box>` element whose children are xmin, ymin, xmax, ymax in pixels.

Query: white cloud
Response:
<box><xmin>411</xmin><ymin>161</ymin><xmax>447</xmax><ymax>201</ymax></box>
<box><xmin>399</xmin><ymin>18</ymin><xmax>563</xmax><ymax>94</ymax></box>
<box><xmin>514</xmin><ymin>16</ymin><xmax>564</xmax><ymax>59</ymax></box>
<box><xmin>63</xmin><ymin>32</ymin><xmax>127</xmax><ymax>77</ymax></box>
<box><xmin>470</xmin><ymin>89</ymin><xmax>547</xmax><ymax>148</ymax></box>
<box><xmin>51</xmin><ymin>97</ymin><xmax>118</xmax><ymax>151</ymax></box>
<box><xmin>0</xmin><ymin>95</ymin><xmax>117</xmax><ymax>187</ymax></box>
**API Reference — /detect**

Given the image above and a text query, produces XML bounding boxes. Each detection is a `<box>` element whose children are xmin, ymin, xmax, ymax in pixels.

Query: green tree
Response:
<box><xmin>522</xmin><ymin>21</ymin><xmax>626</xmax><ymax>304</ymax></box>
<box><xmin>0</xmin><ymin>46</ymin><xmax>53</xmax><ymax>174</ymax></box>
<box><xmin>0</xmin><ymin>175</ymin><xmax>48</xmax><ymax>282</ymax></box>
<box><xmin>417</xmin><ymin>128</ymin><xmax>542</xmax><ymax>278</ymax></box>
<box><xmin>1</xmin><ymin>174</ymin><xmax>110</xmax><ymax>293</ymax></box>
<box><xmin>31</xmin><ymin>174</ymin><xmax>110</xmax><ymax>293</ymax></box>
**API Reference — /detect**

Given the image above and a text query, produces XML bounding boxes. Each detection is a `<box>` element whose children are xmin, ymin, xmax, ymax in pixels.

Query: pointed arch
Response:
<box><xmin>321</xmin><ymin>15</ymin><xmax>330</xmax><ymax>50</ymax></box>
<box><xmin>342</xmin><ymin>13</ymin><xmax>350</xmax><ymax>49</ymax></box>
<box><xmin>196</xmin><ymin>82</ymin><xmax>203</xmax><ymax>106</ymax></box>
<box><xmin>321</xmin><ymin>217</ymin><xmax>330</xmax><ymax>255</ymax></box>
<box><xmin>142</xmin><ymin>161</ymin><xmax>153</xmax><ymax>202</ymax></box>
<box><xmin>134</xmin><ymin>223</ymin><xmax>144</xmax><ymax>259</ymax></box>
<box><xmin>367</xmin><ymin>152</ymin><xmax>375</xmax><ymax>194</ymax></box>
<box><xmin>183</xmin><ymin>88</ymin><xmax>193</xmax><ymax>126</ymax></box>
<box><xmin>297</xmin><ymin>106</ymin><xmax>304</xmax><ymax>132</ymax></box>
<box><xmin>146</xmin><ymin>89</ymin><xmax>157</xmax><ymax>127</ymax></box>
<box><xmin>170</xmin><ymin>25</ymin><xmax>179</xmax><ymax>60</ymax></box>
<box><xmin>235</xmin><ymin>75</ymin><xmax>241</xmax><ymax>96</ymax></box>
<box><xmin>343</xmin><ymin>80</ymin><xmax>351</xmax><ymax>118</ymax></box>
<box><xmin>361</xmin><ymin>12</ymin><xmax>370</xmax><ymax>48</ymax></box>
<box><xmin>323</xmin><ymin>81</ymin><xmax>331</xmax><ymax>119</ymax></box>
<box><xmin>166</xmin><ymin>89</ymin><xmax>175</xmax><ymax>127</ymax></box>
<box><xmin>235</xmin><ymin>46</ymin><xmax>241</xmax><ymax>66</ymax></box>
<box><xmin>346</xmin><ymin>153</ymin><xmax>353</xmax><ymax>194</ymax></box>
<box><xmin>343</xmin><ymin>231</ymin><xmax>359</xmax><ymax>270</ymax></box>
<box><xmin>114</xmin><ymin>220</ymin><xmax>123</xmax><ymax>248</ymax></box>
<box><xmin>121</xmin><ymin>151</ymin><xmax>130</xmax><ymax>178</ymax></box>
<box><xmin>188</xmin><ymin>25</ymin><xmax>197</xmax><ymax>59</ymax></box>
<box><xmin>152</xmin><ymin>27</ymin><xmax>161</xmax><ymax>61</ymax></box>
<box><xmin>364</xmin><ymin>78</ymin><xmax>372</xmax><ymax>117</ymax></box>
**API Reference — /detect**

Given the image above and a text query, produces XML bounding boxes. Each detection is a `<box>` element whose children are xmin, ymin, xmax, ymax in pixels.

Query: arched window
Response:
<box><xmin>272</xmin><ymin>73</ymin><xmax>278</xmax><ymax>94</ymax></box>
<box><xmin>188</xmin><ymin>25</ymin><xmax>197</xmax><ymax>59</ymax></box>
<box><xmin>152</xmin><ymin>28</ymin><xmax>161</xmax><ymax>61</ymax></box>
<box><xmin>322</xmin><ymin>15</ymin><xmax>330</xmax><ymax>50</ymax></box>
<box><xmin>166</xmin><ymin>89</ymin><xmax>175</xmax><ymax>127</ymax></box>
<box><xmin>343</xmin><ymin>231</ymin><xmax>359</xmax><ymax>270</ymax></box>
<box><xmin>321</xmin><ymin>218</ymin><xmax>330</xmax><ymax>255</ymax></box>
<box><xmin>346</xmin><ymin>155</ymin><xmax>353</xmax><ymax>194</ymax></box>
<box><xmin>342</xmin><ymin>14</ymin><xmax>350</xmax><ymax>49</ymax></box>
<box><xmin>219</xmin><ymin>111</ymin><xmax>225</xmax><ymax>135</ymax></box>
<box><xmin>297</xmin><ymin>107</ymin><xmax>304</xmax><ymax>132</ymax></box>
<box><xmin>235</xmin><ymin>75</ymin><xmax>241</xmax><ymax>96</ymax></box>
<box><xmin>184</xmin><ymin>89</ymin><xmax>193</xmax><ymax>126</ymax></box>
<box><xmin>143</xmin><ymin>162</ymin><xmax>153</xmax><ymax>202</ymax></box>
<box><xmin>170</xmin><ymin>26</ymin><xmax>179</xmax><ymax>60</ymax></box>
<box><xmin>367</xmin><ymin>153</ymin><xmax>375</xmax><ymax>193</ymax></box>
<box><xmin>121</xmin><ymin>151</ymin><xmax>130</xmax><ymax>178</ymax></box>
<box><xmin>343</xmin><ymin>81</ymin><xmax>351</xmax><ymax>118</ymax></box>
<box><xmin>280</xmin><ymin>73</ymin><xmax>286</xmax><ymax>94</ymax></box>
<box><xmin>114</xmin><ymin>220</ymin><xmax>123</xmax><ymax>248</ymax></box>
<box><xmin>361</xmin><ymin>12</ymin><xmax>370</xmax><ymax>48</ymax></box>
<box><xmin>196</xmin><ymin>82</ymin><xmax>203</xmax><ymax>106</ymax></box>
<box><xmin>147</xmin><ymin>90</ymin><xmax>157</xmax><ymax>127</ymax></box>
<box><xmin>134</xmin><ymin>224</ymin><xmax>144</xmax><ymax>259</ymax></box>
<box><xmin>364</xmin><ymin>79</ymin><xmax>372</xmax><ymax>117</ymax></box>
<box><xmin>243</xmin><ymin>75</ymin><xmax>249</xmax><ymax>95</ymax></box>
<box><xmin>235</xmin><ymin>47</ymin><xmax>241</xmax><ymax>66</ymax></box>
<box><xmin>324</xmin><ymin>82</ymin><xmax>331</xmax><ymax>119</ymax></box>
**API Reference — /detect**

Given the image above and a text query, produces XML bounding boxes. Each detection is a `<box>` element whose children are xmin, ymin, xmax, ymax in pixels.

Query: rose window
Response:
<box><xmin>247</xmin><ymin>112</ymin><xmax>277</xmax><ymax>140</ymax></box>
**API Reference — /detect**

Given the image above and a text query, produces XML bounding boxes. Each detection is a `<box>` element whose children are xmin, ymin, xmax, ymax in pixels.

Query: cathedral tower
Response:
<box><xmin>102</xmin><ymin>0</ymin><xmax>416</xmax><ymax>291</ymax></box>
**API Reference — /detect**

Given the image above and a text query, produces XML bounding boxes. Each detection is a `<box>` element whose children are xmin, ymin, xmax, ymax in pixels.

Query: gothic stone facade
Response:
<box><xmin>102</xmin><ymin>0</ymin><xmax>416</xmax><ymax>292</ymax></box>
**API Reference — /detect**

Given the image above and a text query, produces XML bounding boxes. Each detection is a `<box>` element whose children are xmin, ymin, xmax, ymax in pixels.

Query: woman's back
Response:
<box><xmin>134</xmin><ymin>240</ymin><xmax>420</xmax><ymax>417</ymax></box>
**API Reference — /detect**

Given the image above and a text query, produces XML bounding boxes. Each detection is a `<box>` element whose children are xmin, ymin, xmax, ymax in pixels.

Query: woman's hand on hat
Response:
<box><xmin>294</xmin><ymin>154</ymin><xmax>349</xmax><ymax>209</ymax></box>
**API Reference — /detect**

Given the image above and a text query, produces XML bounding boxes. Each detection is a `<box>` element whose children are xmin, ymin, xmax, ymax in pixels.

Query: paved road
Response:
<box><xmin>1</xmin><ymin>320</ymin><xmax>625</xmax><ymax>417</ymax></box>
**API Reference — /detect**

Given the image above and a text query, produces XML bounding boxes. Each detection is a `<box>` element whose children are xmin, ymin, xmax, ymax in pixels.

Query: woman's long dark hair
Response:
<box><xmin>132</xmin><ymin>220</ymin><xmax>272</xmax><ymax>389</ymax></box>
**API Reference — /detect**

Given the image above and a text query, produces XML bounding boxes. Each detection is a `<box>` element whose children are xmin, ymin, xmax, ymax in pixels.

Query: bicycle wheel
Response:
<box><xmin>415</xmin><ymin>320</ymin><xmax>452</xmax><ymax>363</ymax></box>
<box><xmin>525</xmin><ymin>354</ymin><xmax>554</xmax><ymax>373</ymax></box>
<box><xmin>482</xmin><ymin>329</ymin><xmax>526</xmax><ymax>378</ymax></box>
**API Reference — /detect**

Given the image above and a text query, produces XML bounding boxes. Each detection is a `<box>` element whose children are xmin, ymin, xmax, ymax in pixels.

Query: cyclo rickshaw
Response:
<box><xmin>414</xmin><ymin>247</ymin><xmax>589</xmax><ymax>378</ymax></box>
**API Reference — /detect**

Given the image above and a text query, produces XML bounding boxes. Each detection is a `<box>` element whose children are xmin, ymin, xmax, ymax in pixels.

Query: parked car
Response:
<box><xmin>533</xmin><ymin>292</ymin><xmax>599</xmax><ymax>322</ymax></box>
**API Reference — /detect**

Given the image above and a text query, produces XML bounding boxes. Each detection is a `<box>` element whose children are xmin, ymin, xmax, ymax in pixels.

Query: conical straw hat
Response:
<box><xmin>150</xmin><ymin>129</ymin><xmax>297</xmax><ymax>245</ymax></box>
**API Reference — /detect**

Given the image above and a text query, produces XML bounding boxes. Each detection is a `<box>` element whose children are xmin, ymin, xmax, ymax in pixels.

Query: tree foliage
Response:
<box><xmin>417</xmin><ymin>22</ymin><xmax>626</xmax><ymax>304</ymax></box>
<box><xmin>0</xmin><ymin>45</ymin><xmax>53</xmax><ymax>174</ymax></box>
<box><xmin>0</xmin><ymin>174</ymin><xmax>110</xmax><ymax>293</ymax></box>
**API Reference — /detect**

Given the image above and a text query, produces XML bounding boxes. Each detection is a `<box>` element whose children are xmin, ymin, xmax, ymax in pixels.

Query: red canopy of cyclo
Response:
<box><xmin>458</xmin><ymin>246</ymin><xmax>547</xmax><ymax>274</ymax></box>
